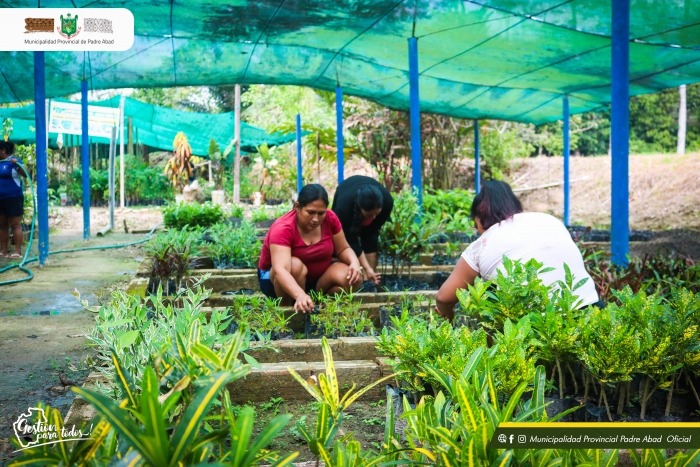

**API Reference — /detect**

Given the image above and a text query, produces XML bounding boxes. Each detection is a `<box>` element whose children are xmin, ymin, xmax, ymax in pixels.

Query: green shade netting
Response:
<box><xmin>1</xmin><ymin>1</ymin><xmax>699</xmax><ymax>124</ymax></box>
<box><xmin>0</xmin><ymin>96</ymin><xmax>298</xmax><ymax>155</ymax></box>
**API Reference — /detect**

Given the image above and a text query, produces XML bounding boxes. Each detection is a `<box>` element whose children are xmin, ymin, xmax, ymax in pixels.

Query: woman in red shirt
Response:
<box><xmin>258</xmin><ymin>184</ymin><xmax>362</xmax><ymax>312</ymax></box>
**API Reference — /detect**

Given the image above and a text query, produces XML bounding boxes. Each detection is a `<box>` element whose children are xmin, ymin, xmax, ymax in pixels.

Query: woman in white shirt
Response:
<box><xmin>435</xmin><ymin>181</ymin><xmax>600</xmax><ymax>320</ymax></box>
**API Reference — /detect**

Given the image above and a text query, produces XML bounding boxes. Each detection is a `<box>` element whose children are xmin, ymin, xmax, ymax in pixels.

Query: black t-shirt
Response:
<box><xmin>331</xmin><ymin>175</ymin><xmax>393</xmax><ymax>256</ymax></box>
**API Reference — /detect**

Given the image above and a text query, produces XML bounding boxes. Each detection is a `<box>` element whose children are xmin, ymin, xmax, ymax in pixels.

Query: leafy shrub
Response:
<box><xmin>206</xmin><ymin>220</ymin><xmax>261</xmax><ymax>269</ymax></box>
<box><xmin>251</xmin><ymin>204</ymin><xmax>289</xmax><ymax>223</ymax></box>
<box><xmin>36</xmin><ymin>284</ymin><xmax>297</xmax><ymax>467</ymax></box>
<box><xmin>163</xmin><ymin>201</ymin><xmax>223</xmax><ymax>229</ymax></box>
<box><xmin>68</xmin><ymin>154</ymin><xmax>173</xmax><ymax>205</ymax></box>
<box><xmin>227</xmin><ymin>295</ymin><xmax>292</xmax><ymax>340</ymax></box>
<box><xmin>379</xmin><ymin>188</ymin><xmax>443</xmax><ymax>276</ymax></box>
<box><xmin>84</xmin><ymin>281</ymin><xmax>235</xmax><ymax>399</ymax></box>
<box><xmin>580</xmin><ymin>245</ymin><xmax>700</xmax><ymax>303</ymax></box>
<box><xmin>143</xmin><ymin>228</ymin><xmax>202</xmax><ymax>290</ymax></box>
<box><xmin>423</xmin><ymin>188</ymin><xmax>475</xmax><ymax>233</ymax></box>
<box><xmin>229</xmin><ymin>203</ymin><xmax>245</xmax><ymax>218</ymax></box>
<box><xmin>454</xmin><ymin>257</ymin><xmax>700</xmax><ymax>420</ymax></box>
<box><xmin>251</xmin><ymin>207</ymin><xmax>272</xmax><ymax>223</ymax></box>
<box><xmin>308</xmin><ymin>291</ymin><xmax>375</xmax><ymax>338</ymax></box>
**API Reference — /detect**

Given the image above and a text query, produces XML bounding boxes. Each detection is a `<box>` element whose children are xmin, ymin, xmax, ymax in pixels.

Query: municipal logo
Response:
<box><xmin>57</xmin><ymin>13</ymin><xmax>81</xmax><ymax>39</ymax></box>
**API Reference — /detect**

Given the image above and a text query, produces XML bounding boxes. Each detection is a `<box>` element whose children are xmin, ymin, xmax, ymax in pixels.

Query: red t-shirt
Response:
<box><xmin>258</xmin><ymin>209</ymin><xmax>342</xmax><ymax>280</ymax></box>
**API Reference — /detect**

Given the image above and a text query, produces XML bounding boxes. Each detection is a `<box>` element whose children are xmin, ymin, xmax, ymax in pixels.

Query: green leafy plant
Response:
<box><xmin>163</xmin><ymin>202</ymin><xmax>224</xmax><ymax>229</ymax></box>
<box><xmin>229</xmin><ymin>203</ymin><xmax>245</xmax><ymax>218</ymax></box>
<box><xmin>227</xmin><ymin>295</ymin><xmax>292</xmax><ymax>340</ymax></box>
<box><xmin>378</xmin><ymin>188</ymin><xmax>443</xmax><ymax>277</ymax></box>
<box><xmin>144</xmin><ymin>228</ymin><xmax>202</xmax><ymax>292</ymax></box>
<box><xmin>206</xmin><ymin>220</ymin><xmax>261</xmax><ymax>269</ymax></box>
<box><xmin>85</xmin><ymin>280</ymin><xmax>242</xmax><ymax>400</ymax></box>
<box><xmin>423</xmin><ymin>188</ymin><xmax>475</xmax><ymax>234</ymax></box>
<box><xmin>251</xmin><ymin>207</ymin><xmax>272</xmax><ymax>223</ymax></box>
<box><xmin>288</xmin><ymin>336</ymin><xmax>397</xmax><ymax>460</ymax></box>
<box><xmin>208</xmin><ymin>137</ymin><xmax>230</xmax><ymax>191</ymax></box>
<box><xmin>457</xmin><ymin>257</ymin><xmax>554</xmax><ymax>330</ymax></box>
<box><xmin>309</xmin><ymin>290</ymin><xmax>375</xmax><ymax>338</ymax></box>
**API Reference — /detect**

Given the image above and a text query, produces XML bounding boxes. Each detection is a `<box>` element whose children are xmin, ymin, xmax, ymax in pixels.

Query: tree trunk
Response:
<box><xmin>566</xmin><ymin>362</ymin><xmax>579</xmax><ymax>394</ymax></box>
<box><xmin>617</xmin><ymin>382</ymin><xmax>625</xmax><ymax>415</ymax></box>
<box><xmin>678</xmin><ymin>85</ymin><xmax>686</xmax><ymax>155</ymax></box>
<box><xmin>640</xmin><ymin>377</ymin><xmax>649</xmax><ymax>420</ymax></box>
<box><xmin>556</xmin><ymin>356</ymin><xmax>565</xmax><ymax>400</ymax></box>
<box><xmin>626</xmin><ymin>381</ymin><xmax>632</xmax><ymax>408</ymax></box>
<box><xmin>686</xmin><ymin>373</ymin><xmax>700</xmax><ymax>408</ymax></box>
<box><xmin>665</xmin><ymin>372</ymin><xmax>677</xmax><ymax>417</ymax></box>
<box><xmin>602</xmin><ymin>388</ymin><xmax>613</xmax><ymax>421</ymax></box>
<box><xmin>640</xmin><ymin>377</ymin><xmax>657</xmax><ymax>420</ymax></box>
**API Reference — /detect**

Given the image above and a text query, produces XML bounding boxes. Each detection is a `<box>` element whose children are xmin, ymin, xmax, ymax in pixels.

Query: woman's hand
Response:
<box><xmin>435</xmin><ymin>305</ymin><xmax>454</xmax><ymax>321</ymax></box>
<box><xmin>365</xmin><ymin>268</ymin><xmax>381</xmax><ymax>285</ymax></box>
<box><xmin>346</xmin><ymin>262</ymin><xmax>362</xmax><ymax>285</ymax></box>
<box><xmin>294</xmin><ymin>292</ymin><xmax>315</xmax><ymax>313</ymax></box>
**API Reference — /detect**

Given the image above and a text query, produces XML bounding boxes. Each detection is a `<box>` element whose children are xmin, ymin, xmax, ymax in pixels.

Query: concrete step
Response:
<box><xmin>236</xmin><ymin>336</ymin><xmax>380</xmax><ymax>364</ymax></box>
<box><xmin>229</xmin><ymin>358</ymin><xmax>391</xmax><ymax>404</ymax></box>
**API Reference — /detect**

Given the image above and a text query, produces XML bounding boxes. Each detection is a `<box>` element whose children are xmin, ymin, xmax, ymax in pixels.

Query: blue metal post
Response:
<box><xmin>474</xmin><ymin>120</ymin><xmax>481</xmax><ymax>193</ymax></box>
<box><xmin>296</xmin><ymin>114</ymin><xmax>303</xmax><ymax>194</ymax></box>
<box><xmin>34</xmin><ymin>52</ymin><xmax>48</xmax><ymax>265</ymax></box>
<box><xmin>611</xmin><ymin>0</ymin><xmax>630</xmax><ymax>265</ymax></box>
<box><xmin>81</xmin><ymin>80</ymin><xmax>90</xmax><ymax>239</ymax></box>
<box><xmin>408</xmin><ymin>37</ymin><xmax>422</xmax><ymax>209</ymax></box>
<box><xmin>563</xmin><ymin>96</ymin><xmax>570</xmax><ymax>227</ymax></box>
<box><xmin>336</xmin><ymin>87</ymin><xmax>344</xmax><ymax>184</ymax></box>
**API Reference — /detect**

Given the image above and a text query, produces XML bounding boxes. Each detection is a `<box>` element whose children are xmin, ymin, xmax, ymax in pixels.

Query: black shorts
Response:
<box><xmin>359</xmin><ymin>232</ymin><xmax>379</xmax><ymax>255</ymax></box>
<box><xmin>0</xmin><ymin>195</ymin><xmax>23</xmax><ymax>218</ymax></box>
<box><xmin>257</xmin><ymin>268</ymin><xmax>319</xmax><ymax>299</ymax></box>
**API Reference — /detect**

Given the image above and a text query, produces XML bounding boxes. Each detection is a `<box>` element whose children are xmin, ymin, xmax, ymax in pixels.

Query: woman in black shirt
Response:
<box><xmin>331</xmin><ymin>175</ymin><xmax>393</xmax><ymax>284</ymax></box>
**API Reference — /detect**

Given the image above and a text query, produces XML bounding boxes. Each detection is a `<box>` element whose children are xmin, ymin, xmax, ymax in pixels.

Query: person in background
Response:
<box><xmin>331</xmin><ymin>175</ymin><xmax>393</xmax><ymax>285</ymax></box>
<box><xmin>435</xmin><ymin>180</ymin><xmax>599</xmax><ymax>319</ymax></box>
<box><xmin>0</xmin><ymin>141</ymin><xmax>28</xmax><ymax>258</ymax></box>
<box><xmin>258</xmin><ymin>184</ymin><xmax>363</xmax><ymax>312</ymax></box>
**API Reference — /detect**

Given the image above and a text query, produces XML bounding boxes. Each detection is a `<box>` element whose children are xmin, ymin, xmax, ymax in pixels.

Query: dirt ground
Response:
<box><xmin>505</xmin><ymin>153</ymin><xmax>700</xmax><ymax>260</ymax></box>
<box><xmin>508</xmin><ymin>153</ymin><xmax>700</xmax><ymax>231</ymax></box>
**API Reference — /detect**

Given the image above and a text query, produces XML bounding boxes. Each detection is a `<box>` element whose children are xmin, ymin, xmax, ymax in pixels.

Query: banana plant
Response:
<box><xmin>165</xmin><ymin>131</ymin><xmax>193</xmax><ymax>193</ymax></box>
<box><xmin>73</xmin><ymin>367</ymin><xmax>232</xmax><ymax>467</ymax></box>
<box><xmin>288</xmin><ymin>336</ymin><xmax>399</xmax><ymax>457</ymax></box>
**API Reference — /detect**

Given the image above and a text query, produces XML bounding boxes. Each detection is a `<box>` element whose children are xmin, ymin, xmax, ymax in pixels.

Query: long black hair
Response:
<box><xmin>349</xmin><ymin>184</ymin><xmax>383</xmax><ymax>235</ymax></box>
<box><xmin>0</xmin><ymin>140</ymin><xmax>15</xmax><ymax>156</ymax></box>
<box><xmin>297</xmin><ymin>184</ymin><xmax>329</xmax><ymax>208</ymax></box>
<box><xmin>470</xmin><ymin>180</ymin><xmax>523</xmax><ymax>230</ymax></box>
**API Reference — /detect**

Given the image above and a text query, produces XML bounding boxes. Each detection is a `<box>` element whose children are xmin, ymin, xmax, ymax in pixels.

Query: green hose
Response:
<box><xmin>0</xmin><ymin>156</ymin><xmax>160</xmax><ymax>287</ymax></box>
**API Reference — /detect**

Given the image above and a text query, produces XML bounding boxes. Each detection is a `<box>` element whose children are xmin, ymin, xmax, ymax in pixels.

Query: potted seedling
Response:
<box><xmin>209</xmin><ymin>137</ymin><xmax>235</xmax><ymax>205</ymax></box>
